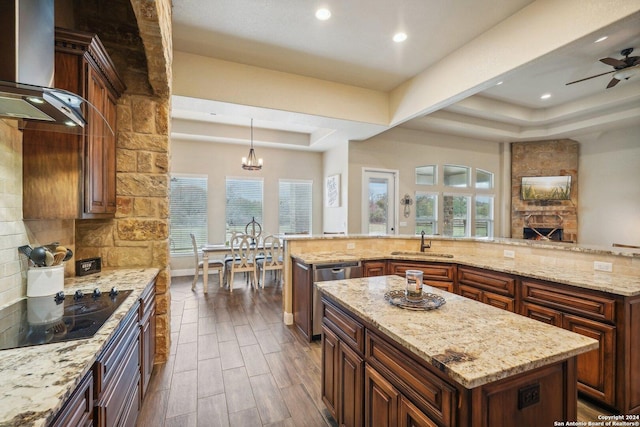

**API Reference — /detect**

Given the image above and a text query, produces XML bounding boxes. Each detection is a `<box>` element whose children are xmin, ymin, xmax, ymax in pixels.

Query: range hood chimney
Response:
<box><xmin>0</xmin><ymin>0</ymin><xmax>87</xmax><ymax>130</ymax></box>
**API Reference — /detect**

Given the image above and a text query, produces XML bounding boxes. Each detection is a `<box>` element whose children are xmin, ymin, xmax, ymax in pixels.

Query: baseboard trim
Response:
<box><xmin>283</xmin><ymin>311</ymin><xmax>293</xmax><ymax>325</ymax></box>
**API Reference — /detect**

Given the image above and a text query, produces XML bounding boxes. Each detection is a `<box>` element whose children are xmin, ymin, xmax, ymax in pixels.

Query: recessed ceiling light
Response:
<box><xmin>595</xmin><ymin>36</ymin><xmax>608</xmax><ymax>43</ymax></box>
<box><xmin>540</xmin><ymin>93</ymin><xmax>552</xmax><ymax>100</ymax></box>
<box><xmin>315</xmin><ymin>8</ymin><xmax>331</xmax><ymax>20</ymax></box>
<box><xmin>495</xmin><ymin>81</ymin><xmax>503</xmax><ymax>86</ymax></box>
<box><xmin>393</xmin><ymin>32</ymin><xmax>407</xmax><ymax>43</ymax></box>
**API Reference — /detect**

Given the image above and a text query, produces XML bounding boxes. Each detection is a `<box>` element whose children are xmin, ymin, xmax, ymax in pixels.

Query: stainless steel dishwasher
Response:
<box><xmin>312</xmin><ymin>261</ymin><xmax>362</xmax><ymax>338</ymax></box>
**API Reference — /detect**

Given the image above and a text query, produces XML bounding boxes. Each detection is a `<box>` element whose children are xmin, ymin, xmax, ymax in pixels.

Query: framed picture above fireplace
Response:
<box><xmin>521</xmin><ymin>176</ymin><xmax>571</xmax><ymax>201</ymax></box>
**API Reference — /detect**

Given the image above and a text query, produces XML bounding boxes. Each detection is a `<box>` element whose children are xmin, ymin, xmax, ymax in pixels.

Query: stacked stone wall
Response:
<box><xmin>72</xmin><ymin>0</ymin><xmax>172</xmax><ymax>364</ymax></box>
<box><xmin>511</xmin><ymin>140</ymin><xmax>578</xmax><ymax>242</ymax></box>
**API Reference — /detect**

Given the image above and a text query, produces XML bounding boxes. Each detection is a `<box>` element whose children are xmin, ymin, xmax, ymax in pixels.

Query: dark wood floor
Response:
<box><xmin>137</xmin><ymin>274</ymin><xmax>612</xmax><ymax>426</ymax></box>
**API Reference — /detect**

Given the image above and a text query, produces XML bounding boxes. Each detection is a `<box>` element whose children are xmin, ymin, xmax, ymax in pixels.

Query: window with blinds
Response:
<box><xmin>226</xmin><ymin>177</ymin><xmax>263</xmax><ymax>242</ymax></box>
<box><xmin>169</xmin><ymin>175</ymin><xmax>208</xmax><ymax>255</ymax></box>
<box><xmin>279</xmin><ymin>180</ymin><xmax>312</xmax><ymax>234</ymax></box>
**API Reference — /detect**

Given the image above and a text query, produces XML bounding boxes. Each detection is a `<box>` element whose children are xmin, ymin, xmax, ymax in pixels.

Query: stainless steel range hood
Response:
<box><xmin>0</xmin><ymin>0</ymin><xmax>88</xmax><ymax>131</ymax></box>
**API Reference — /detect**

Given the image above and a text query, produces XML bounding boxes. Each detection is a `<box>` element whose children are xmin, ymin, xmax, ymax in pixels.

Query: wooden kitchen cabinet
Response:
<box><xmin>365</xmin><ymin>364</ymin><xmax>399</xmax><ymax>427</ymax></box>
<box><xmin>321</xmin><ymin>326</ymin><xmax>339</xmax><ymax>421</ymax></box>
<box><xmin>50</xmin><ymin>371</ymin><xmax>93</xmax><ymax>427</ymax></box>
<box><xmin>388</xmin><ymin>261</ymin><xmax>455</xmax><ymax>293</ymax></box>
<box><xmin>363</xmin><ymin>260</ymin><xmax>386</xmax><ymax>277</ymax></box>
<box><xmin>321</xmin><ymin>300</ymin><xmax>365</xmax><ymax>427</ymax></box>
<box><xmin>23</xmin><ymin>28</ymin><xmax>125</xmax><ymax>219</ymax></box>
<box><xmin>457</xmin><ymin>266</ymin><xmax>516</xmax><ymax>312</ymax></box>
<box><xmin>322</xmin><ymin>291</ymin><xmax>578</xmax><ymax>426</ymax></box>
<box><xmin>520</xmin><ymin>278</ymin><xmax>618</xmax><ymax>407</ymax></box>
<box><xmin>292</xmin><ymin>260</ymin><xmax>313</xmax><ymax>341</ymax></box>
<box><xmin>94</xmin><ymin>302</ymin><xmax>140</xmax><ymax>427</ymax></box>
<box><xmin>139</xmin><ymin>283</ymin><xmax>156</xmax><ymax>400</ymax></box>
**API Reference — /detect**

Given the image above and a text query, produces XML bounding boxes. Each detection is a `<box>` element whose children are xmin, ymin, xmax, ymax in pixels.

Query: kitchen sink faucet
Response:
<box><xmin>420</xmin><ymin>231</ymin><xmax>431</xmax><ymax>252</ymax></box>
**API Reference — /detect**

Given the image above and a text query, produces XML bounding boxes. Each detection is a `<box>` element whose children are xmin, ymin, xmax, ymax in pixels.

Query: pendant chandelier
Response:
<box><xmin>242</xmin><ymin>118</ymin><xmax>263</xmax><ymax>170</ymax></box>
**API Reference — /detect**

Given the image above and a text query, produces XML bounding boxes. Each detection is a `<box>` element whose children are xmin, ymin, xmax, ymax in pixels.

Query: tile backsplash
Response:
<box><xmin>0</xmin><ymin>120</ymin><xmax>28</xmax><ymax>307</ymax></box>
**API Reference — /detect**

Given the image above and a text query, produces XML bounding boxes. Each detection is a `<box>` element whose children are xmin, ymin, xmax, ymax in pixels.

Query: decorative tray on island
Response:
<box><xmin>384</xmin><ymin>290</ymin><xmax>447</xmax><ymax>311</ymax></box>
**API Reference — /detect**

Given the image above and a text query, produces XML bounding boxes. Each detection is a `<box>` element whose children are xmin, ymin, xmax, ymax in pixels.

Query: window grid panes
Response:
<box><xmin>443</xmin><ymin>165</ymin><xmax>469</xmax><ymax>188</ymax></box>
<box><xmin>169</xmin><ymin>175</ymin><xmax>208</xmax><ymax>255</ymax></box>
<box><xmin>476</xmin><ymin>169</ymin><xmax>494</xmax><ymax>189</ymax></box>
<box><xmin>443</xmin><ymin>194</ymin><xmax>470</xmax><ymax>237</ymax></box>
<box><xmin>225</xmin><ymin>178</ymin><xmax>263</xmax><ymax>243</ymax></box>
<box><xmin>475</xmin><ymin>195</ymin><xmax>494</xmax><ymax>237</ymax></box>
<box><xmin>279</xmin><ymin>180</ymin><xmax>312</xmax><ymax>234</ymax></box>
<box><xmin>416</xmin><ymin>165</ymin><xmax>436</xmax><ymax>185</ymax></box>
<box><xmin>415</xmin><ymin>192</ymin><xmax>437</xmax><ymax>235</ymax></box>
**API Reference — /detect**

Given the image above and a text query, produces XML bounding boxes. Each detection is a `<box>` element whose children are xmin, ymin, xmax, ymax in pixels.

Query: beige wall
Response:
<box><xmin>348</xmin><ymin>127</ymin><xmax>505</xmax><ymax>235</ymax></box>
<box><xmin>322</xmin><ymin>143</ymin><xmax>349</xmax><ymax>233</ymax></box>
<box><xmin>170</xmin><ymin>138</ymin><xmax>324</xmax><ymax>272</ymax></box>
<box><xmin>577</xmin><ymin>125</ymin><xmax>640</xmax><ymax>247</ymax></box>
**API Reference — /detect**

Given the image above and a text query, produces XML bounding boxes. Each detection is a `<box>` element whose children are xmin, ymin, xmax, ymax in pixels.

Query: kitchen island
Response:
<box><xmin>317</xmin><ymin>275</ymin><xmax>598</xmax><ymax>426</ymax></box>
<box><xmin>0</xmin><ymin>268</ymin><xmax>158</xmax><ymax>427</ymax></box>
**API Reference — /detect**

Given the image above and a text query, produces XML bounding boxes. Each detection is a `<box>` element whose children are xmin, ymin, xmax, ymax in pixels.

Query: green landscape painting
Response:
<box><xmin>521</xmin><ymin>176</ymin><xmax>571</xmax><ymax>200</ymax></box>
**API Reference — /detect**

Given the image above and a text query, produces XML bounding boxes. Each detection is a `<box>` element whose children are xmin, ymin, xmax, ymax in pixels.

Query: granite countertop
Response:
<box><xmin>317</xmin><ymin>275</ymin><xmax>598</xmax><ymax>389</ymax></box>
<box><xmin>0</xmin><ymin>268</ymin><xmax>159</xmax><ymax>427</ymax></box>
<box><xmin>291</xmin><ymin>250</ymin><xmax>640</xmax><ymax>296</ymax></box>
<box><xmin>283</xmin><ymin>234</ymin><xmax>640</xmax><ymax>258</ymax></box>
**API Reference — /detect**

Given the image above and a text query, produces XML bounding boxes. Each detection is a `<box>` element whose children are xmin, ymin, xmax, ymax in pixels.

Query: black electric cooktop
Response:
<box><xmin>0</xmin><ymin>288</ymin><xmax>132</xmax><ymax>351</ymax></box>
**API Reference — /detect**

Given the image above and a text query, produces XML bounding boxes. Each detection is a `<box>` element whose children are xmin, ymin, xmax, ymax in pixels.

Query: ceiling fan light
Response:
<box><xmin>613</xmin><ymin>65</ymin><xmax>640</xmax><ymax>81</ymax></box>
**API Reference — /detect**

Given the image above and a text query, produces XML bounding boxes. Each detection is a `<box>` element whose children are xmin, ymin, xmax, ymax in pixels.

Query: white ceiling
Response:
<box><xmin>171</xmin><ymin>1</ymin><xmax>640</xmax><ymax>149</ymax></box>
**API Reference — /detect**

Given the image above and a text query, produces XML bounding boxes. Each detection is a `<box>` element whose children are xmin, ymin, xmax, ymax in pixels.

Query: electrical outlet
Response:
<box><xmin>503</xmin><ymin>250</ymin><xmax>515</xmax><ymax>259</ymax></box>
<box><xmin>346</xmin><ymin>243</ymin><xmax>355</xmax><ymax>249</ymax></box>
<box><xmin>594</xmin><ymin>261</ymin><xmax>613</xmax><ymax>272</ymax></box>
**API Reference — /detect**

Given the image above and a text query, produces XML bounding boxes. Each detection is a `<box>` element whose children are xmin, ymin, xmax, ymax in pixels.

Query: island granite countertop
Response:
<box><xmin>0</xmin><ymin>268</ymin><xmax>159</xmax><ymax>427</ymax></box>
<box><xmin>317</xmin><ymin>275</ymin><xmax>598</xmax><ymax>389</ymax></box>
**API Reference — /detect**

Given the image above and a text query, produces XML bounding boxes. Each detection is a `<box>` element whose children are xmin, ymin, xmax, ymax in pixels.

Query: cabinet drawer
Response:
<box><xmin>520</xmin><ymin>301</ymin><xmax>563</xmax><ymax>326</ymax></box>
<box><xmin>95</xmin><ymin>338</ymin><xmax>140</xmax><ymax>427</ymax></box>
<box><xmin>425</xmin><ymin>280</ymin><xmax>454</xmax><ymax>293</ymax></box>
<box><xmin>50</xmin><ymin>371</ymin><xmax>93</xmax><ymax>427</ymax></box>
<box><xmin>521</xmin><ymin>279</ymin><xmax>616</xmax><ymax>323</ymax></box>
<box><xmin>139</xmin><ymin>284</ymin><xmax>155</xmax><ymax>319</ymax></box>
<box><xmin>365</xmin><ymin>332</ymin><xmax>457</xmax><ymax>426</ymax></box>
<box><xmin>322</xmin><ymin>300</ymin><xmax>364</xmax><ymax>354</ymax></box>
<box><xmin>457</xmin><ymin>266</ymin><xmax>515</xmax><ymax>296</ymax></box>
<box><xmin>94</xmin><ymin>303</ymin><xmax>139</xmax><ymax>397</ymax></box>
<box><xmin>389</xmin><ymin>262</ymin><xmax>455</xmax><ymax>282</ymax></box>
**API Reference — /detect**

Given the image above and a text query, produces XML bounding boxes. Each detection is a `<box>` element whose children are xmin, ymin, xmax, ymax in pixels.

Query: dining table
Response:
<box><xmin>201</xmin><ymin>242</ymin><xmax>265</xmax><ymax>291</ymax></box>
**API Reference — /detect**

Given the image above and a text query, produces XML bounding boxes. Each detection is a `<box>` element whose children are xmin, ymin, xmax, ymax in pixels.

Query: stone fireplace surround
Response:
<box><xmin>511</xmin><ymin>140</ymin><xmax>578</xmax><ymax>243</ymax></box>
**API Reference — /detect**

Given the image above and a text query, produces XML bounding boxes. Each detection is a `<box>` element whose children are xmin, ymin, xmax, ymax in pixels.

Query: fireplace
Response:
<box><xmin>523</xmin><ymin>227</ymin><xmax>563</xmax><ymax>241</ymax></box>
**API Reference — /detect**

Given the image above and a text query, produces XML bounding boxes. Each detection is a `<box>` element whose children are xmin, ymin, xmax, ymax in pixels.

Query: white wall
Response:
<box><xmin>577</xmin><ymin>125</ymin><xmax>640</xmax><ymax>247</ymax></box>
<box><xmin>348</xmin><ymin>127</ymin><xmax>504</xmax><ymax>236</ymax></box>
<box><xmin>322</xmin><ymin>143</ymin><xmax>349</xmax><ymax>233</ymax></box>
<box><xmin>170</xmin><ymin>139</ymin><xmax>324</xmax><ymax>271</ymax></box>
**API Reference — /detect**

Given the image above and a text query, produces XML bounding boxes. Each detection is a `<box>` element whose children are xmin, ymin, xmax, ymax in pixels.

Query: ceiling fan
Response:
<box><xmin>566</xmin><ymin>47</ymin><xmax>640</xmax><ymax>89</ymax></box>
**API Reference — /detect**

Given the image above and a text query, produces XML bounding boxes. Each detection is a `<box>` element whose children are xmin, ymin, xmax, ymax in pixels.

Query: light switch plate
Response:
<box><xmin>503</xmin><ymin>250</ymin><xmax>515</xmax><ymax>259</ymax></box>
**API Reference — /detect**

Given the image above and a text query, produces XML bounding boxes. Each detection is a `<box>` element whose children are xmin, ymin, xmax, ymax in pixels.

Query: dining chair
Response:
<box><xmin>190</xmin><ymin>233</ymin><xmax>224</xmax><ymax>292</ymax></box>
<box><xmin>226</xmin><ymin>234</ymin><xmax>258</xmax><ymax>292</ymax></box>
<box><xmin>256</xmin><ymin>235</ymin><xmax>283</xmax><ymax>288</ymax></box>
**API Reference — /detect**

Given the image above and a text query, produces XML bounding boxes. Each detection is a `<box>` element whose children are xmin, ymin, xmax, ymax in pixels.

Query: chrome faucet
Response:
<box><xmin>420</xmin><ymin>231</ymin><xmax>431</xmax><ymax>252</ymax></box>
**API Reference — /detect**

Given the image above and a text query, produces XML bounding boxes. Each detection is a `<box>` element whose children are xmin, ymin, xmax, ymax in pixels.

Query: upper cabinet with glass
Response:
<box><xmin>416</xmin><ymin>165</ymin><xmax>436</xmax><ymax>185</ymax></box>
<box><xmin>443</xmin><ymin>165</ymin><xmax>469</xmax><ymax>187</ymax></box>
<box><xmin>476</xmin><ymin>169</ymin><xmax>494</xmax><ymax>189</ymax></box>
